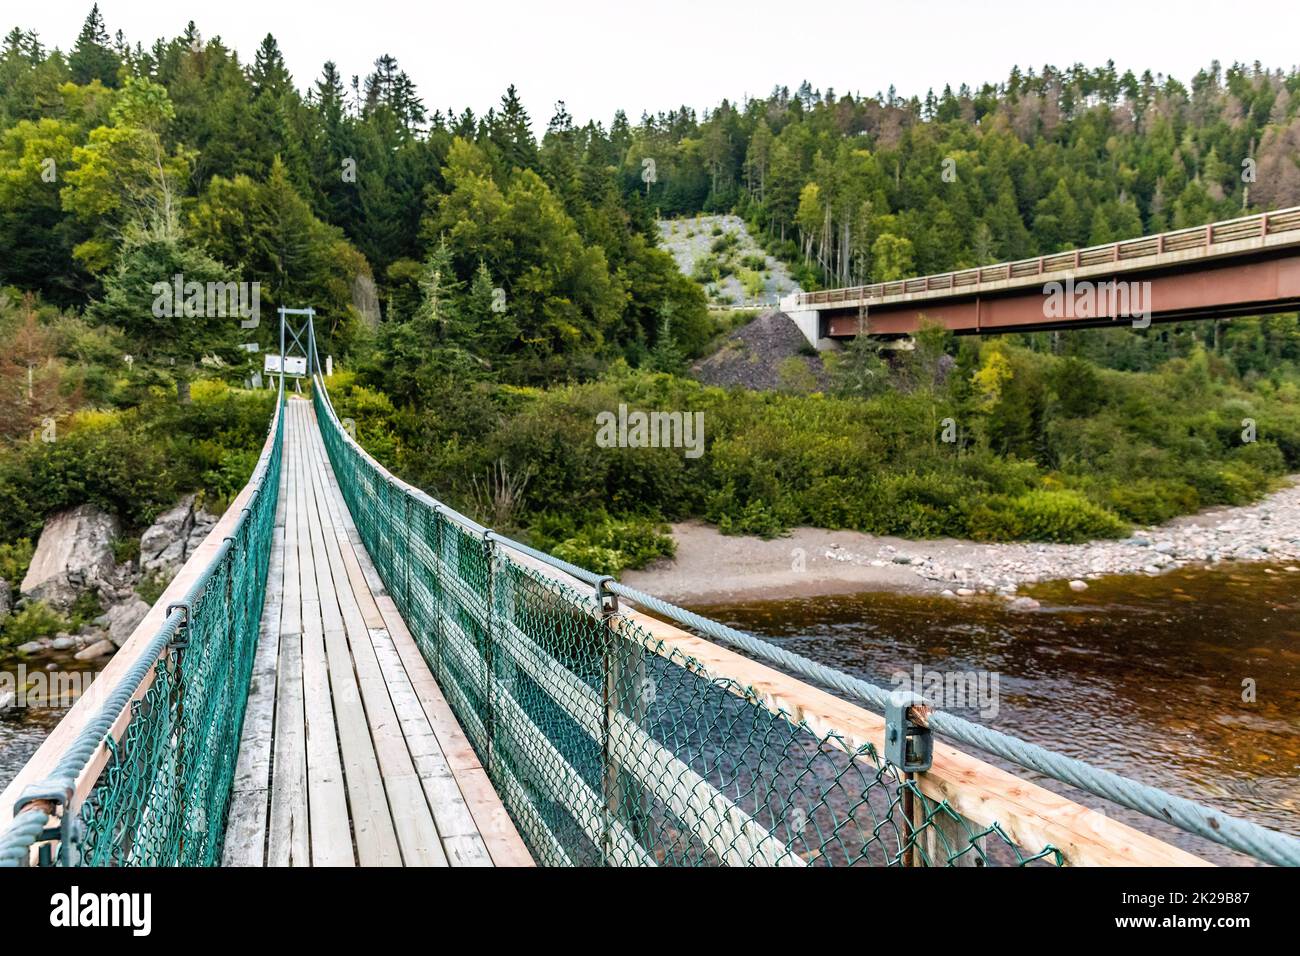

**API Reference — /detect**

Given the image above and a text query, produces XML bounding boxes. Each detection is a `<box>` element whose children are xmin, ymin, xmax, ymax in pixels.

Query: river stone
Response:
<box><xmin>1068</xmin><ymin>579</ymin><xmax>1088</xmax><ymax>592</ymax></box>
<box><xmin>74</xmin><ymin>639</ymin><xmax>115</xmax><ymax>661</ymax></box>
<box><xmin>16</xmin><ymin>640</ymin><xmax>45</xmax><ymax>654</ymax></box>
<box><xmin>50</xmin><ymin>635</ymin><xmax>76</xmax><ymax>651</ymax></box>
<box><xmin>1009</xmin><ymin>596</ymin><xmax>1041</xmax><ymax>610</ymax></box>
<box><xmin>0</xmin><ymin>577</ymin><xmax>10</xmax><ymax>622</ymax></box>
<box><xmin>20</xmin><ymin>505</ymin><xmax>120</xmax><ymax>613</ymax></box>
<box><xmin>105</xmin><ymin>597</ymin><xmax>150</xmax><ymax>648</ymax></box>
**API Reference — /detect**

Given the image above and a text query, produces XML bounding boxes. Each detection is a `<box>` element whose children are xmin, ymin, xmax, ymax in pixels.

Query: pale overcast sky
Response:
<box><xmin>14</xmin><ymin>1</ymin><xmax>1300</xmax><ymax>130</ymax></box>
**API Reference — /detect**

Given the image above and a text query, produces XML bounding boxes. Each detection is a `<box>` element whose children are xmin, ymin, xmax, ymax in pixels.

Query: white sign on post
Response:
<box><xmin>263</xmin><ymin>355</ymin><xmax>308</xmax><ymax>376</ymax></box>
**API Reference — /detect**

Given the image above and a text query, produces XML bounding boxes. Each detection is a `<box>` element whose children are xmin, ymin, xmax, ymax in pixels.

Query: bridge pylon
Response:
<box><xmin>271</xmin><ymin>306</ymin><xmax>317</xmax><ymax>391</ymax></box>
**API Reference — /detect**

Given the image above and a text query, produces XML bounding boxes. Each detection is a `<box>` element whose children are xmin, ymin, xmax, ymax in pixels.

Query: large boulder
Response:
<box><xmin>0</xmin><ymin>577</ymin><xmax>10</xmax><ymax>623</ymax></box>
<box><xmin>20</xmin><ymin>505</ymin><xmax>120</xmax><ymax>613</ymax></box>
<box><xmin>140</xmin><ymin>494</ymin><xmax>218</xmax><ymax>575</ymax></box>
<box><xmin>105</xmin><ymin>596</ymin><xmax>151</xmax><ymax>648</ymax></box>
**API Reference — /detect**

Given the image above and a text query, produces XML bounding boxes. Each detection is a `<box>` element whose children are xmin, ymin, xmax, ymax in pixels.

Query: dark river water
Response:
<box><xmin>2</xmin><ymin>563</ymin><xmax>1295</xmax><ymax>865</ymax></box>
<box><xmin>0</xmin><ymin>656</ymin><xmax>106</xmax><ymax>794</ymax></box>
<box><xmin>693</xmin><ymin>563</ymin><xmax>1300</xmax><ymax>865</ymax></box>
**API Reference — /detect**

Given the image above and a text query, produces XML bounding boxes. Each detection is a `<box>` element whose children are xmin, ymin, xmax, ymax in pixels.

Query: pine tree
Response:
<box><xmin>491</xmin><ymin>84</ymin><xmax>537</xmax><ymax>172</ymax></box>
<box><xmin>69</xmin><ymin>4</ymin><xmax>120</xmax><ymax>87</ymax></box>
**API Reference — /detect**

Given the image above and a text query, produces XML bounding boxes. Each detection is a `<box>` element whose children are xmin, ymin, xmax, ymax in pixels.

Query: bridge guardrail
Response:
<box><xmin>795</xmin><ymin>205</ymin><xmax>1300</xmax><ymax>308</ymax></box>
<box><xmin>0</xmin><ymin>380</ymin><xmax>285</xmax><ymax>867</ymax></box>
<box><xmin>311</xmin><ymin>370</ymin><xmax>1300</xmax><ymax>867</ymax></box>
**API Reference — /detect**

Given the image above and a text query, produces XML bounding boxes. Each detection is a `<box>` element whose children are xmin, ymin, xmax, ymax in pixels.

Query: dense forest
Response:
<box><xmin>3</xmin><ymin>6</ymin><xmax>1300</xmax><ymax>604</ymax></box>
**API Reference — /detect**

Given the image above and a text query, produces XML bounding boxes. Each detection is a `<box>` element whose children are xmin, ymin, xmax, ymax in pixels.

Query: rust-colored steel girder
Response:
<box><xmin>823</xmin><ymin>251</ymin><xmax>1300</xmax><ymax>337</ymax></box>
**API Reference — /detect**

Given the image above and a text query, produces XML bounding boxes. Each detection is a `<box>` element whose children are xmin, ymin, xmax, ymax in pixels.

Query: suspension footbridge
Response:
<box><xmin>3</xmin><ymin>323</ymin><xmax>1299</xmax><ymax>868</ymax></box>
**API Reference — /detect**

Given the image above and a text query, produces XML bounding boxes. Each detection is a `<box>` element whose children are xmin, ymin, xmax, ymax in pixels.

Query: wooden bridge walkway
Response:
<box><xmin>221</xmin><ymin>398</ymin><xmax>532</xmax><ymax>867</ymax></box>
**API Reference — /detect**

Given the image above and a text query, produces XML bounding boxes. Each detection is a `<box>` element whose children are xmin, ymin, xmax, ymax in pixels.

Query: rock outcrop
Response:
<box><xmin>139</xmin><ymin>493</ymin><xmax>217</xmax><ymax>575</ymax></box>
<box><xmin>19</xmin><ymin>504</ymin><xmax>120</xmax><ymax>612</ymax></box>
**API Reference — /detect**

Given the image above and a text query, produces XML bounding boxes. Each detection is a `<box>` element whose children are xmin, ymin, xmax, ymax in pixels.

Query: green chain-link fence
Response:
<box><xmin>0</xmin><ymin>388</ymin><xmax>283</xmax><ymax>867</ymax></box>
<box><xmin>313</xmin><ymin>380</ymin><xmax>1061</xmax><ymax>867</ymax></box>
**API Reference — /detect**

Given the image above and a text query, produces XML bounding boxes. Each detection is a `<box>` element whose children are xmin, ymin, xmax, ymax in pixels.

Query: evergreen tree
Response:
<box><xmin>69</xmin><ymin>5</ymin><xmax>120</xmax><ymax>87</ymax></box>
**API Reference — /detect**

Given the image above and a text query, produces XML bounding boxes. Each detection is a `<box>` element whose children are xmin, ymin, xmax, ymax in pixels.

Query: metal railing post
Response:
<box><xmin>482</xmin><ymin>531</ymin><xmax>497</xmax><ymax>775</ymax></box>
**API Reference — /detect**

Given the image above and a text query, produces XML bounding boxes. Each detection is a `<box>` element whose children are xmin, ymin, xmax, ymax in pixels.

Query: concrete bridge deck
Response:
<box><xmin>221</xmin><ymin>398</ymin><xmax>531</xmax><ymax>867</ymax></box>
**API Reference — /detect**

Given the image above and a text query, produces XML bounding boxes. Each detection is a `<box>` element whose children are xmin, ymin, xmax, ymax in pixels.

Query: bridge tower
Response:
<box><xmin>268</xmin><ymin>306</ymin><xmax>317</xmax><ymax>391</ymax></box>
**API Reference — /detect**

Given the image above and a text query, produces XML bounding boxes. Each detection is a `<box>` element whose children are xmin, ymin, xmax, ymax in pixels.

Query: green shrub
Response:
<box><xmin>137</xmin><ymin>570</ymin><xmax>171</xmax><ymax>606</ymax></box>
<box><xmin>112</xmin><ymin>536</ymin><xmax>141</xmax><ymax>565</ymax></box>
<box><xmin>0</xmin><ymin>538</ymin><xmax>34</xmax><ymax>583</ymax></box>
<box><xmin>548</xmin><ymin>517</ymin><xmax>676</xmax><ymax>576</ymax></box>
<box><xmin>971</xmin><ymin>490</ymin><xmax>1126</xmax><ymax>542</ymax></box>
<box><xmin>1</xmin><ymin>601</ymin><xmax>67</xmax><ymax>649</ymax></box>
<box><xmin>1104</xmin><ymin>480</ymin><xmax>1200</xmax><ymax>524</ymax></box>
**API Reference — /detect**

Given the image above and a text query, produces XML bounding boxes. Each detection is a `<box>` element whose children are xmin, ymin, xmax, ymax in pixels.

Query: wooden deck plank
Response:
<box><xmin>305</xmin><ymin>422</ymin><xmax>515</xmax><ymax>867</ymax></box>
<box><xmin>300</xmin><ymin>419</ymin><xmax>447</xmax><ymax>867</ymax></box>
<box><xmin>224</xmin><ymin>396</ymin><xmax>528</xmax><ymax>867</ymax></box>
<box><xmin>297</xmin><ymin>423</ymin><xmax>355</xmax><ymax>866</ymax></box>
<box><xmin>267</xmin><ymin>402</ymin><xmax>309</xmax><ymax>867</ymax></box>
<box><xmin>221</xmin><ymin>457</ymin><xmax>286</xmax><ymax>868</ymax></box>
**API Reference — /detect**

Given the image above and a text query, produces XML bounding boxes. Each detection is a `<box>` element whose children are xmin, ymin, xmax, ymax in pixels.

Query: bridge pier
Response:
<box><xmin>780</xmin><ymin>294</ymin><xmax>835</xmax><ymax>350</ymax></box>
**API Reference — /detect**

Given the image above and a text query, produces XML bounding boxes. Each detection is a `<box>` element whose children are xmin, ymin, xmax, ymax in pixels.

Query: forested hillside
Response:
<box><xmin>3</xmin><ymin>6</ymin><xmax>1300</xmax><ymax>591</ymax></box>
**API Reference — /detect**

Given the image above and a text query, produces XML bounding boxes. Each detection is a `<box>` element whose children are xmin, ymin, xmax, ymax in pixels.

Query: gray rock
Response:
<box><xmin>0</xmin><ymin>577</ymin><xmax>10</xmax><ymax>621</ymax></box>
<box><xmin>1009</xmin><ymin>596</ymin><xmax>1041</xmax><ymax>610</ymax></box>
<box><xmin>74</xmin><ymin>639</ymin><xmax>115</xmax><ymax>661</ymax></box>
<box><xmin>105</xmin><ymin>597</ymin><xmax>150</xmax><ymax>648</ymax></box>
<box><xmin>16</xmin><ymin>640</ymin><xmax>45</xmax><ymax>654</ymax></box>
<box><xmin>50</xmin><ymin>635</ymin><xmax>76</xmax><ymax>651</ymax></box>
<box><xmin>139</xmin><ymin>494</ymin><xmax>219</xmax><ymax>575</ymax></box>
<box><xmin>20</xmin><ymin>504</ymin><xmax>120</xmax><ymax>612</ymax></box>
<box><xmin>140</xmin><ymin>494</ymin><xmax>197</xmax><ymax>572</ymax></box>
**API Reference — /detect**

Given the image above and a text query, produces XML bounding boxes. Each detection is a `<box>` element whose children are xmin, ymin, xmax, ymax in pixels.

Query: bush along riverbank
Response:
<box><xmin>825</xmin><ymin>475</ymin><xmax>1300</xmax><ymax>603</ymax></box>
<box><xmin>617</xmin><ymin>475</ymin><xmax>1300</xmax><ymax>606</ymax></box>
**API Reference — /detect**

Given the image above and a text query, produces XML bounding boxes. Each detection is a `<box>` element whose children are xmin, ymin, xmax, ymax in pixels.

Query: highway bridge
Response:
<box><xmin>2</xmin><ymin>316</ymin><xmax>1298</xmax><ymax>868</ymax></box>
<box><xmin>782</xmin><ymin>206</ymin><xmax>1300</xmax><ymax>346</ymax></box>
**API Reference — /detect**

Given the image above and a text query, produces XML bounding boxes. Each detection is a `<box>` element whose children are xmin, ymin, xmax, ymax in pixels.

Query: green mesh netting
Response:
<box><xmin>73</xmin><ymin>400</ymin><xmax>284</xmax><ymax>866</ymax></box>
<box><xmin>313</xmin><ymin>383</ymin><xmax>1060</xmax><ymax>867</ymax></box>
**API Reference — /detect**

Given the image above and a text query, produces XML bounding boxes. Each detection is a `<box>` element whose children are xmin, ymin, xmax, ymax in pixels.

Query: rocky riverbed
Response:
<box><xmin>879</xmin><ymin>478</ymin><xmax>1300</xmax><ymax>604</ymax></box>
<box><xmin>622</xmin><ymin>477</ymin><xmax>1300</xmax><ymax>607</ymax></box>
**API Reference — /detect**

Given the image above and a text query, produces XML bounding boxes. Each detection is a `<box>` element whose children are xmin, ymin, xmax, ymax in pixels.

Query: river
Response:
<box><xmin>0</xmin><ymin>657</ymin><xmax>106</xmax><ymax>795</ymax></box>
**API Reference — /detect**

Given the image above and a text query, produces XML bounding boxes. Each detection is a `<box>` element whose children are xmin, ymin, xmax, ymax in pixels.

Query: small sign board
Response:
<box><xmin>264</xmin><ymin>355</ymin><xmax>308</xmax><ymax>376</ymax></box>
